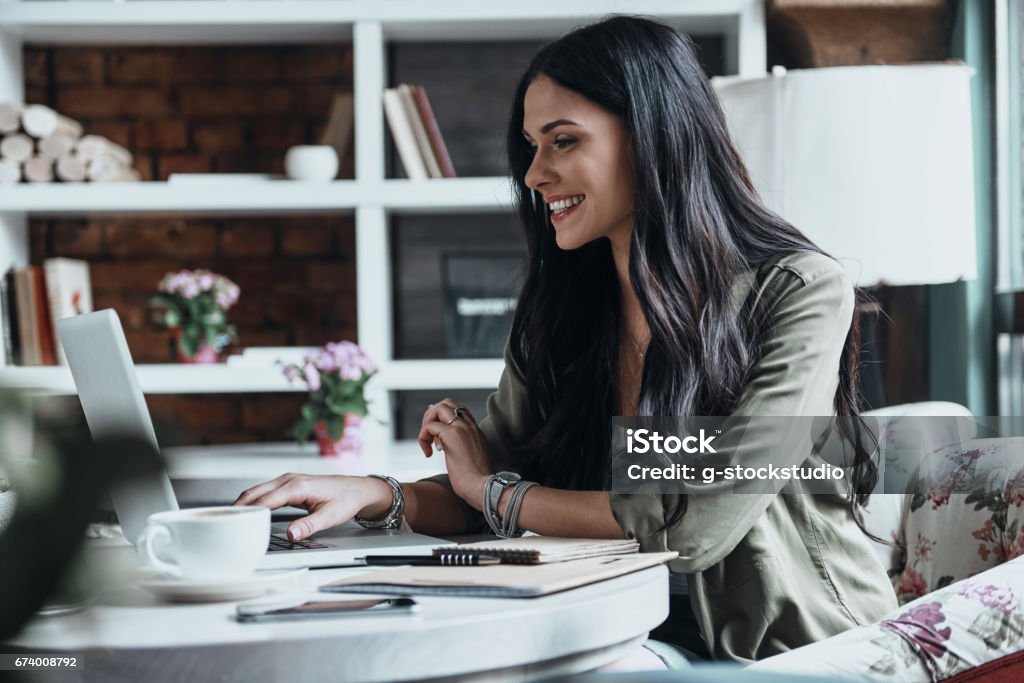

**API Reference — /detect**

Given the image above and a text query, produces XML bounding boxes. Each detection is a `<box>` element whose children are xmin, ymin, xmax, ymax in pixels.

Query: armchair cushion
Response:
<box><xmin>750</xmin><ymin>555</ymin><xmax>1024</xmax><ymax>681</ymax></box>
<box><xmin>892</xmin><ymin>438</ymin><xmax>1024</xmax><ymax>604</ymax></box>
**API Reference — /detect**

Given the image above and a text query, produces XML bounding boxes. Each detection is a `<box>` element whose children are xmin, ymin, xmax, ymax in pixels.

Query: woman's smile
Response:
<box><xmin>548</xmin><ymin>195</ymin><xmax>586</xmax><ymax>225</ymax></box>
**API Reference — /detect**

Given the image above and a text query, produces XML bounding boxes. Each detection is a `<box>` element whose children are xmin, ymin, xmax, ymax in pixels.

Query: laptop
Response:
<box><xmin>57</xmin><ymin>309</ymin><xmax>446</xmax><ymax>568</ymax></box>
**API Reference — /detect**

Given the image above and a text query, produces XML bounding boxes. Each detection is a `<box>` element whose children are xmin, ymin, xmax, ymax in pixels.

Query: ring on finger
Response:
<box><xmin>446</xmin><ymin>416</ymin><xmax>458</xmax><ymax>425</ymax></box>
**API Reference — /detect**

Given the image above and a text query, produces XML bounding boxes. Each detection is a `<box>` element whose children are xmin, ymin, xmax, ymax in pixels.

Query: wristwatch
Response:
<box><xmin>484</xmin><ymin>471</ymin><xmax>521</xmax><ymax>535</ymax></box>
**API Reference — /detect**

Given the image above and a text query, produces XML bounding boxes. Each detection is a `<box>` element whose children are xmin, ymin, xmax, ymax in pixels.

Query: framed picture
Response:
<box><xmin>441</xmin><ymin>252</ymin><xmax>524</xmax><ymax>358</ymax></box>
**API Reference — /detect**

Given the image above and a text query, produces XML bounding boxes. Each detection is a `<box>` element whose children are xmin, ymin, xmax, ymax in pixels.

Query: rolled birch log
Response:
<box><xmin>77</xmin><ymin>135</ymin><xmax>132</xmax><ymax>166</ymax></box>
<box><xmin>0</xmin><ymin>102</ymin><xmax>21</xmax><ymax>134</ymax></box>
<box><xmin>21</xmin><ymin>104</ymin><xmax>83</xmax><ymax>140</ymax></box>
<box><xmin>56</xmin><ymin>152</ymin><xmax>87</xmax><ymax>182</ymax></box>
<box><xmin>39</xmin><ymin>132</ymin><xmax>77</xmax><ymax>161</ymax></box>
<box><xmin>0</xmin><ymin>133</ymin><xmax>33</xmax><ymax>163</ymax></box>
<box><xmin>86</xmin><ymin>155</ymin><xmax>139</xmax><ymax>182</ymax></box>
<box><xmin>0</xmin><ymin>158</ymin><xmax>20</xmax><ymax>184</ymax></box>
<box><xmin>23</xmin><ymin>155</ymin><xmax>54</xmax><ymax>183</ymax></box>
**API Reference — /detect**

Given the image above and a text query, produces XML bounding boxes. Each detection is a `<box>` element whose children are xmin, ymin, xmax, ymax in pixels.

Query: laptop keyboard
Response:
<box><xmin>267</xmin><ymin>532</ymin><xmax>329</xmax><ymax>552</ymax></box>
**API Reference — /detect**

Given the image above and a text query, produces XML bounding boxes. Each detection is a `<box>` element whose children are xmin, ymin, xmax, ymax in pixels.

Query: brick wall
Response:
<box><xmin>25</xmin><ymin>44</ymin><xmax>357</xmax><ymax>445</ymax></box>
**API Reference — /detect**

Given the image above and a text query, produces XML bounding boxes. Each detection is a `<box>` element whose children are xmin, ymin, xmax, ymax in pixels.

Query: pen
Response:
<box><xmin>355</xmin><ymin>554</ymin><xmax>502</xmax><ymax>566</ymax></box>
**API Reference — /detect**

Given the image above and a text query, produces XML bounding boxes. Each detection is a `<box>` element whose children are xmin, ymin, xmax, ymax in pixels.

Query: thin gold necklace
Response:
<box><xmin>624</xmin><ymin>328</ymin><xmax>647</xmax><ymax>359</ymax></box>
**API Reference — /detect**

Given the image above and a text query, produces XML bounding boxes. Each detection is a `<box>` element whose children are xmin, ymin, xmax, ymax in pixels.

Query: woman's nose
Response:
<box><xmin>524</xmin><ymin>150</ymin><xmax>554</xmax><ymax>191</ymax></box>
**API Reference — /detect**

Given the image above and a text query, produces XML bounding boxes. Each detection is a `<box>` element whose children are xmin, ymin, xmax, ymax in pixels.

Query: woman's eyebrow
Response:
<box><xmin>523</xmin><ymin>118</ymin><xmax>580</xmax><ymax>138</ymax></box>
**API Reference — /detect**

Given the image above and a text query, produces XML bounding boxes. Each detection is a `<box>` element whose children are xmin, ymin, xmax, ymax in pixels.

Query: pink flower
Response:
<box><xmin>282</xmin><ymin>364</ymin><xmax>299</xmax><ymax>383</ymax></box>
<box><xmin>303</xmin><ymin>363</ymin><xmax>321</xmax><ymax>391</ymax></box>
<box><xmin>957</xmin><ymin>582</ymin><xmax>1017</xmax><ymax>616</ymax></box>
<box><xmin>895</xmin><ymin>566</ymin><xmax>928</xmax><ymax>600</ymax></box>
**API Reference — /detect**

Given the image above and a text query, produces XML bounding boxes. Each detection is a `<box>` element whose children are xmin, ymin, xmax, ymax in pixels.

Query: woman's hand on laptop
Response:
<box><xmin>234</xmin><ymin>474</ymin><xmax>391</xmax><ymax>541</ymax></box>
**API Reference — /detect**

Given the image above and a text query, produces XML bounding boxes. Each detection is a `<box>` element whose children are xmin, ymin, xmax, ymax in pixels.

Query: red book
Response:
<box><xmin>411</xmin><ymin>85</ymin><xmax>457</xmax><ymax>178</ymax></box>
<box><xmin>31</xmin><ymin>266</ymin><xmax>58</xmax><ymax>365</ymax></box>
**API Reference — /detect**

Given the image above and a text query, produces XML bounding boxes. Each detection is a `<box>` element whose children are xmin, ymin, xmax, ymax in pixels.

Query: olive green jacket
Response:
<box><xmin>422</xmin><ymin>251</ymin><xmax>898</xmax><ymax>661</ymax></box>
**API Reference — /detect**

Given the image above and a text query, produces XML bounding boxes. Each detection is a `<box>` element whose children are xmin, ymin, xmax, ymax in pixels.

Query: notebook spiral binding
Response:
<box><xmin>433</xmin><ymin>548</ymin><xmax>540</xmax><ymax>565</ymax></box>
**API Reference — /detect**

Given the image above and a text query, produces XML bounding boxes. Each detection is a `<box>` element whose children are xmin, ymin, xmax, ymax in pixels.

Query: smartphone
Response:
<box><xmin>236</xmin><ymin>597</ymin><xmax>418</xmax><ymax>623</ymax></box>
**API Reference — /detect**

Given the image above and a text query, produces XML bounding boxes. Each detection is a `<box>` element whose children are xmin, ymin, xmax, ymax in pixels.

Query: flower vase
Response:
<box><xmin>173</xmin><ymin>329</ymin><xmax>219</xmax><ymax>364</ymax></box>
<box><xmin>314</xmin><ymin>415</ymin><xmax>364</xmax><ymax>458</ymax></box>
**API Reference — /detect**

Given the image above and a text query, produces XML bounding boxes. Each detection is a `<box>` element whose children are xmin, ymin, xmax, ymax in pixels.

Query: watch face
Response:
<box><xmin>495</xmin><ymin>471</ymin><xmax>521</xmax><ymax>486</ymax></box>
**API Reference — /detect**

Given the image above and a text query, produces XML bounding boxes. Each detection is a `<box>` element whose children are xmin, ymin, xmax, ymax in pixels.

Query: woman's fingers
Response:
<box><xmin>233</xmin><ymin>472</ymin><xmax>299</xmax><ymax>505</ymax></box>
<box><xmin>288</xmin><ymin>505</ymin><xmax>348</xmax><ymax>541</ymax></box>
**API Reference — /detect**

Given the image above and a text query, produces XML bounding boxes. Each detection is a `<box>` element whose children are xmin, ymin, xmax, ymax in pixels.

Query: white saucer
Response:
<box><xmin>137</xmin><ymin>568</ymin><xmax>309</xmax><ymax>603</ymax></box>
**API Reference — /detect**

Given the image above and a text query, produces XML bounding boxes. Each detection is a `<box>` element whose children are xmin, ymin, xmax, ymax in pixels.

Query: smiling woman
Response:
<box><xmin>236</xmin><ymin>15</ymin><xmax>896</xmax><ymax>668</ymax></box>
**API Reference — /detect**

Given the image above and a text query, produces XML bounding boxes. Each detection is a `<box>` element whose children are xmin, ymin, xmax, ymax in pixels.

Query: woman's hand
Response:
<box><xmin>234</xmin><ymin>474</ymin><xmax>392</xmax><ymax>541</ymax></box>
<box><xmin>418</xmin><ymin>398</ymin><xmax>491</xmax><ymax>510</ymax></box>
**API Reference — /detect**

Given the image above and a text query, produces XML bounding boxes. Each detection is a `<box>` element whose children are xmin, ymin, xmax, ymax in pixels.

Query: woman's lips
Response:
<box><xmin>550</xmin><ymin>198</ymin><xmax>584</xmax><ymax>225</ymax></box>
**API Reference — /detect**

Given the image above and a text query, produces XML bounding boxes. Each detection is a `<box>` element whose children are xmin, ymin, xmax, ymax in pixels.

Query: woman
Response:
<box><xmin>236</xmin><ymin>16</ymin><xmax>897</xmax><ymax>663</ymax></box>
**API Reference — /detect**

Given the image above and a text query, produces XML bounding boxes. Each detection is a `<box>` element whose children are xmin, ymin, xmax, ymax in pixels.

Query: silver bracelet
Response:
<box><xmin>501</xmin><ymin>481</ymin><xmax>537</xmax><ymax>538</ymax></box>
<box><xmin>354</xmin><ymin>474</ymin><xmax>405</xmax><ymax>529</ymax></box>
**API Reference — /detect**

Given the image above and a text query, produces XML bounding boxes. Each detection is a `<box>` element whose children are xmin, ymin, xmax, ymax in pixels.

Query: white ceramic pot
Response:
<box><xmin>284</xmin><ymin>145</ymin><xmax>339</xmax><ymax>182</ymax></box>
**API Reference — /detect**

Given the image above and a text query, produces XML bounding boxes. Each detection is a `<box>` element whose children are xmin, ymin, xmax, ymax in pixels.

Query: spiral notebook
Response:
<box><xmin>320</xmin><ymin>551</ymin><xmax>677</xmax><ymax>598</ymax></box>
<box><xmin>431</xmin><ymin>537</ymin><xmax>640</xmax><ymax>564</ymax></box>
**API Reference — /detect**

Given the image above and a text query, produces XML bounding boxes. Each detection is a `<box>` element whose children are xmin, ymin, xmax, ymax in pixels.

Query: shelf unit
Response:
<box><xmin>0</xmin><ymin>0</ymin><xmax>766</xmax><ymax>448</ymax></box>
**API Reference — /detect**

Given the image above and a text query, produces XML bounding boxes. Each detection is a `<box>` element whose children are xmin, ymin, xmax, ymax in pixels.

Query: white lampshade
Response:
<box><xmin>713</xmin><ymin>64</ymin><xmax>977</xmax><ymax>287</ymax></box>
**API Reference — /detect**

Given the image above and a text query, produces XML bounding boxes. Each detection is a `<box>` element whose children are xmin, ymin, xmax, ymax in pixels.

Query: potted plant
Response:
<box><xmin>148</xmin><ymin>269</ymin><xmax>239</xmax><ymax>363</ymax></box>
<box><xmin>282</xmin><ymin>341</ymin><xmax>376</xmax><ymax>457</ymax></box>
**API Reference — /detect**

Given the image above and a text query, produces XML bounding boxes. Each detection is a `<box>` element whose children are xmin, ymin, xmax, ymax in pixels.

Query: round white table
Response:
<box><xmin>8</xmin><ymin>558</ymin><xmax>669</xmax><ymax>682</ymax></box>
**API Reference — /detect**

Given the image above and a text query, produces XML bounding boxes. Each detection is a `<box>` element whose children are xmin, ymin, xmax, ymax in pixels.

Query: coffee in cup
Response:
<box><xmin>137</xmin><ymin>506</ymin><xmax>270</xmax><ymax>581</ymax></box>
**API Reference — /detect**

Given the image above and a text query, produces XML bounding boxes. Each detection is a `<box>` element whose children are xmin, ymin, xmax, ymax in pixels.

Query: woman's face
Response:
<box><xmin>522</xmin><ymin>76</ymin><xmax>635</xmax><ymax>251</ymax></box>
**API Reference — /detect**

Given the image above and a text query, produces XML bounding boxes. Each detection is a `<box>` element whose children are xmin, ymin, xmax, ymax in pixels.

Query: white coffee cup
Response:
<box><xmin>137</xmin><ymin>506</ymin><xmax>270</xmax><ymax>581</ymax></box>
<box><xmin>284</xmin><ymin>145</ymin><xmax>339</xmax><ymax>182</ymax></box>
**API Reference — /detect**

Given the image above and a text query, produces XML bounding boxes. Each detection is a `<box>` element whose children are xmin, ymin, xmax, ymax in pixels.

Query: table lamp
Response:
<box><xmin>713</xmin><ymin>64</ymin><xmax>978</xmax><ymax>406</ymax></box>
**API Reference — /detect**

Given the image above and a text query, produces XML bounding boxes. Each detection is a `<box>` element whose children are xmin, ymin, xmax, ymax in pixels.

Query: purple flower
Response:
<box><xmin>957</xmin><ymin>581</ymin><xmax>1017</xmax><ymax>616</ymax></box>
<box><xmin>282</xmin><ymin>364</ymin><xmax>300</xmax><ymax>383</ymax></box>
<box><xmin>881</xmin><ymin>602</ymin><xmax>951</xmax><ymax>660</ymax></box>
<box><xmin>303</xmin><ymin>363</ymin><xmax>321</xmax><ymax>391</ymax></box>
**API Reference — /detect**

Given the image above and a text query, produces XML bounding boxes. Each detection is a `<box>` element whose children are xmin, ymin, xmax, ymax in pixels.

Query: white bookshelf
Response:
<box><xmin>0</xmin><ymin>0</ymin><xmax>766</xmax><ymax>447</ymax></box>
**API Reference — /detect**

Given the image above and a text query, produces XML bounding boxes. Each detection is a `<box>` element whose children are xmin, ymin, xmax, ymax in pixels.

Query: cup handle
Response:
<box><xmin>138</xmin><ymin>524</ymin><xmax>182</xmax><ymax>578</ymax></box>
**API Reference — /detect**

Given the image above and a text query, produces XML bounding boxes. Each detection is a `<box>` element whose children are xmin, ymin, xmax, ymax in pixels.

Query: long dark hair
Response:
<box><xmin>505</xmin><ymin>16</ymin><xmax>876</xmax><ymax>528</ymax></box>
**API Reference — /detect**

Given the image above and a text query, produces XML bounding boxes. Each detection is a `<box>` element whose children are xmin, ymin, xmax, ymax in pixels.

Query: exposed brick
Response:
<box><xmin>250</xmin><ymin>118</ymin><xmax>309</xmax><ymax>150</ymax></box>
<box><xmin>90</xmin><ymin>258</ymin><xmax>181</xmax><ymax>291</ymax></box>
<box><xmin>280</xmin><ymin>223</ymin><xmax>335</xmax><ymax>256</ymax></box>
<box><xmin>193</xmin><ymin>122</ymin><xmax>246</xmax><ymax>151</ymax></box>
<box><xmin>24</xmin><ymin>86</ymin><xmax>50</xmax><ymax>107</ymax></box>
<box><xmin>157</xmin><ymin>154</ymin><xmax>212</xmax><ymax>179</ymax></box>
<box><xmin>211</xmin><ymin>150</ymin><xmax>284</xmax><ymax>175</ymax></box>
<box><xmin>293</xmin><ymin>84</ymin><xmax>339</xmax><ymax>117</ymax></box>
<box><xmin>52</xmin><ymin>48</ymin><xmax>104</xmax><ymax>85</ymax></box>
<box><xmin>92</xmin><ymin>290</ymin><xmax>150</xmax><ymax>329</ymax></box>
<box><xmin>106</xmin><ymin>49</ymin><xmax>173</xmax><ymax>85</ymax></box>
<box><xmin>23</xmin><ymin>48</ymin><xmax>49</xmax><ymax>87</ymax></box>
<box><xmin>240</xmin><ymin>395</ymin><xmax>307</xmax><ymax>431</ymax></box>
<box><xmin>322</xmin><ymin>295</ymin><xmax>358</xmax><ymax>327</ymax></box>
<box><xmin>123</xmin><ymin>328</ymin><xmax>178</xmax><ymax>363</ymax></box>
<box><xmin>234</xmin><ymin>329</ymin><xmax>291</xmax><ymax>347</ymax></box>
<box><xmin>29</xmin><ymin>221</ymin><xmax>49</xmax><ymax>257</ymax></box>
<box><xmin>56</xmin><ymin>87</ymin><xmax>172</xmax><ymax>117</ymax></box>
<box><xmin>133</xmin><ymin>119</ymin><xmax>188</xmax><ymax>151</ymax></box>
<box><xmin>84</xmin><ymin>120</ymin><xmax>133</xmax><ymax>149</ymax></box>
<box><xmin>103</xmin><ymin>219</ymin><xmax>217</xmax><ymax>258</ymax></box>
<box><xmin>293</xmin><ymin>326</ymin><xmax>359</xmax><ymax>347</ymax></box>
<box><xmin>147</xmin><ymin>395</ymin><xmax>240</xmax><ymax>432</ymax></box>
<box><xmin>225</xmin><ymin>49</ymin><xmax>283</xmax><ymax>82</ymax></box>
<box><xmin>306</xmin><ymin>262</ymin><xmax>356</xmax><ymax>292</ymax></box>
<box><xmin>50</xmin><ymin>220</ymin><xmax>104</xmax><ymax>256</ymax></box>
<box><xmin>132</xmin><ymin>156</ymin><xmax>156</xmax><ymax>182</ymax></box>
<box><xmin>219</xmin><ymin>223</ymin><xmax>274</xmax><ymax>257</ymax></box>
<box><xmin>166</xmin><ymin>49</ymin><xmax>225</xmax><ymax>84</ymax></box>
<box><xmin>226</xmin><ymin>299</ymin><xmax>267</xmax><ymax>327</ymax></box>
<box><xmin>232</xmin><ymin>261</ymin><xmax>305</xmax><ymax>291</ymax></box>
<box><xmin>178</xmin><ymin>85</ymin><xmax>292</xmax><ymax>117</ymax></box>
<box><xmin>281</xmin><ymin>46</ymin><xmax>352</xmax><ymax>83</ymax></box>
<box><xmin>265</xmin><ymin>293</ymin><xmax>325</xmax><ymax>326</ymax></box>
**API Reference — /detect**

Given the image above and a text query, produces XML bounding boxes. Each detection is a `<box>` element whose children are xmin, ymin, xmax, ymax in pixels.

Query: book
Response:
<box><xmin>397</xmin><ymin>84</ymin><xmax>442</xmax><ymax>179</ymax></box>
<box><xmin>319</xmin><ymin>92</ymin><xmax>355</xmax><ymax>166</ymax></box>
<box><xmin>320</xmin><ymin>551</ymin><xmax>677</xmax><ymax>599</ymax></box>
<box><xmin>13</xmin><ymin>268</ymin><xmax>40</xmax><ymax>366</ymax></box>
<box><xmin>43</xmin><ymin>257</ymin><xmax>93</xmax><ymax>365</ymax></box>
<box><xmin>382</xmin><ymin>88</ymin><xmax>428</xmax><ymax>180</ymax></box>
<box><xmin>0</xmin><ymin>270</ymin><xmax>15</xmax><ymax>365</ymax></box>
<box><xmin>411</xmin><ymin>85</ymin><xmax>456</xmax><ymax>178</ymax></box>
<box><xmin>432</xmin><ymin>537</ymin><xmax>640</xmax><ymax>565</ymax></box>
<box><xmin>32</xmin><ymin>267</ymin><xmax>58</xmax><ymax>366</ymax></box>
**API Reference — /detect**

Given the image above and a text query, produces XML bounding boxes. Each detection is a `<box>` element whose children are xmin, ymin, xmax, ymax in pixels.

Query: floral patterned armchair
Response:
<box><xmin>749</xmin><ymin>402</ymin><xmax>1024</xmax><ymax>681</ymax></box>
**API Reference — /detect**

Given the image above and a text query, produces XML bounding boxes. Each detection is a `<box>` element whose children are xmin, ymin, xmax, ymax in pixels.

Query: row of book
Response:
<box><xmin>1</xmin><ymin>258</ymin><xmax>93</xmax><ymax>367</ymax></box>
<box><xmin>383</xmin><ymin>84</ymin><xmax>456</xmax><ymax>180</ymax></box>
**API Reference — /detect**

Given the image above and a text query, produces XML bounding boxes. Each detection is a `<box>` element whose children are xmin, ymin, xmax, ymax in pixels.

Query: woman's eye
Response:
<box><xmin>554</xmin><ymin>138</ymin><xmax>576</xmax><ymax>150</ymax></box>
